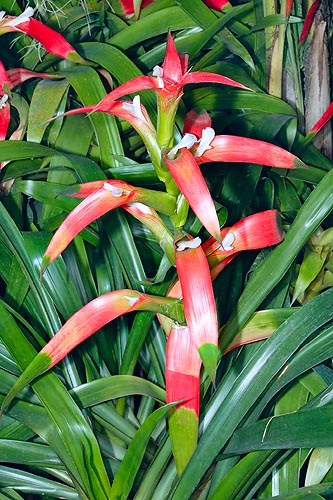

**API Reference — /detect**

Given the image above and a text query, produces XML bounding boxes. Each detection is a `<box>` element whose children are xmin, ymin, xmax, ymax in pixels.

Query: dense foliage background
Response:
<box><xmin>0</xmin><ymin>0</ymin><xmax>333</xmax><ymax>499</ymax></box>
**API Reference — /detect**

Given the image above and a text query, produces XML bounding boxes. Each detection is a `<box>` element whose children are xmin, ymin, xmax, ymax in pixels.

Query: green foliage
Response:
<box><xmin>0</xmin><ymin>0</ymin><xmax>333</xmax><ymax>499</ymax></box>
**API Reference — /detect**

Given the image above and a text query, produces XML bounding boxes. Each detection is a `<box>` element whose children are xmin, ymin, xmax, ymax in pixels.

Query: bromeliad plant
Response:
<box><xmin>1</xmin><ymin>2</ymin><xmax>333</xmax><ymax>499</ymax></box>
<box><xmin>1</xmin><ymin>21</ymin><xmax>304</xmax><ymax>474</ymax></box>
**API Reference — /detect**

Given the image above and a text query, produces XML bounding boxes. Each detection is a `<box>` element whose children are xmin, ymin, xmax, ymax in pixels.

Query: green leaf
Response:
<box><xmin>108</xmin><ymin>7</ymin><xmax>195</xmax><ymax>50</ymax></box>
<box><xmin>263</xmin><ymin>483</ymin><xmax>333</xmax><ymax>499</ymax></box>
<box><xmin>224</xmin><ymin>407</ymin><xmax>333</xmax><ymax>454</ymax></box>
<box><xmin>27</xmin><ymin>79</ymin><xmax>69</xmax><ymax>143</ymax></box>
<box><xmin>0</xmin><ymin>465</ymin><xmax>78</xmax><ymax>499</ymax></box>
<box><xmin>305</xmin><ymin>448</ymin><xmax>333</xmax><ymax>487</ymax></box>
<box><xmin>73</xmin><ymin>375</ymin><xmax>165</xmax><ymax>407</ymax></box>
<box><xmin>0</xmin><ymin>440</ymin><xmax>60</xmax><ymax>467</ymax></box>
<box><xmin>109</xmin><ymin>403</ymin><xmax>175</xmax><ymax>500</ymax></box>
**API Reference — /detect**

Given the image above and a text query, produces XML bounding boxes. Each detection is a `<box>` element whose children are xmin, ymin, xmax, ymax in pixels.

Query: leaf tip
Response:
<box><xmin>40</xmin><ymin>255</ymin><xmax>51</xmax><ymax>282</ymax></box>
<box><xmin>198</xmin><ymin>342</ymin><xmax>219</xmax><ymax>384</ymax></box>
<box><xmin>1</xmin><ymin>352</ymin><xmax>52</xmax><ymax>414</ymax></box>
<box><xmin>294</xmin><ymin>158</ymin><xmax>309</xmax><ymax>170</ymax></box>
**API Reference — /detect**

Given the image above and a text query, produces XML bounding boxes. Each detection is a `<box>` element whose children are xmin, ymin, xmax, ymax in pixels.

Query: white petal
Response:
<box><xmin>177</xmin><ymin>236</ymin><xmax>202</xmax><ymax>252</ymax></box>
<box><xmin>124</xmin><ymin>295</ymin><xmax>139</xmax><ymax>307</ymax></box>
<box><xmin>221</xmin><ymin>232</ymin><xmax>235</xmax><ymax>250</ymax></box>
<box><xmin>168</xmin><ymin>133</ymin><xmax>198</xmax><ymax>159</ymax></box>
<box><xmin>127</xmin><ymin>202</ymin><xmax>152</xmax><ymax>215</ymax></box>
<box><xmin>194</xmin><ymin>127</ymin><xmax>215</xmax><ymax>157</ymax></box>
<box><xmin>152</xmin><ymin>65</ymin><xmax>164</xmax><ymax>88</ymax></box>
<box><xmin>5</xmin><ymin>6</ymin><xmax>34</xmax><ymax>27</ymax></box>
<box><xmin>0</xmin><ymin>94</ymin><xmax>8</xmax><ymax>109</ymax></box>
<box><xmin>103</xmin><ymin>183</ymin><xmax>123</xmax><ymax>197</ymax></box>
<box><xmin>0</xmin><ymin>11</ymin><xmax>6</xmax><ymax>22</ymax></box>
<box><xmin>122</xmin><ymin>95</ymin><xmax>146</xmax><ymax>123</ymax></box>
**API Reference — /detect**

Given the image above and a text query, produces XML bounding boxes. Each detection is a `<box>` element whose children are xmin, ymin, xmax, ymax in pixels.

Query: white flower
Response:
<box><xmin>124</xmin><ymin>295</ymin><xmax>139</xmax><ymax>307</ymax></box>
<box><xmin>221</xmin><ymin>232</ymin><xmax>235</xmax><ymax>251</ymax></box>
<box><xmin>194</xmin><ymin>127</ymin><xmax>215</xmax><ymax>157</ymax></box>
<box><xmin>152</xmin><ymin>65</ymin><xmax>164</xmax><ymax>89</ymax></box>
<box><xmin>167</xmin><ymin>133</ymin><xmax>198</xmax><ymax>159</ymax></box>
<box><xmin>0</xmin><ymin>94</ymin><xmax>9</xmax><ymax>109</ymax></box>
<box><xmin>103</xmin><ymin>183</ymin><xmax>123</xmax><ymax>197</ymax></box>
<box><xmin>122</xmin><ymin>95</ymin><xmax>147</xmax><ymax>124</ymax></box>
<box><xmin>177</xmin><ymin>236</ymin><xmax>202</xmax><ymax>252</ymax></box>
<box><xmin>3</xmin><ymin>7</ymin><xmax>34</xmax><ymax>27</ymax></box>
<box><xmin>127</xmin><ymin>202</ymin><xmax>152</xmax><ymax>215</ymax></box>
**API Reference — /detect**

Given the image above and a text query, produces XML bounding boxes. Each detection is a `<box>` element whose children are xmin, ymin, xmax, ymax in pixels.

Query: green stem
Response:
<box><xmin>138</xmin><ymin>187</ymin><xmax>177</xmax><ymax>216</ymax></box>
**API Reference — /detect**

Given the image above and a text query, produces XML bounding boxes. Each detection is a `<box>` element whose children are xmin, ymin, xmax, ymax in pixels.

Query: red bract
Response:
<box><xmin>285</xmin><ymin>0</ymin><xmax>294</xmax><ymax>17</ymax></box>
<box><xmin>299</xmin><ymin>0</ymin><xmax>320</xmax><ymax>46</ymax></box>
<box><xmin>0</xmin><ymin>60</ymin><xmax>10</xmax><ymax>142</ymax></box>
<box><xmin>62</xmin><ymin>96</ymin><xmax>155</xmax><ymax>133</ymax></box>
<box><xmin>204</xmin><ymin>0</ymin><xmax>230</xmax><ymax>9</ymax></box>
<box><xmin>183</xmin><ymin>109</ymin><xmax>306</xmax><ymax>169</ymax></box>
<box><xmin>166</xmin><ymin>325</ymin><xmax>201</xmax><ymax>474</ymax></box>
<box><xmin>41</xmin><ymin>179</ymin><xmax>177</xmax><ymax>274</ymax></box>
<box><xmin>195</xmin><ymin>134</ymin><xmax>306</xmax><ymax>169</ymax></box>
<box><xmin>44</xmin><ymin>290</ymin><xmax>149</xmax><ymax>368</ymax></box>
<box><xmin>203</xmin><ymin>210</ymin><xmax>284</xmax><ymax>259</ymax></box>
<box><xmin>166</xmin><ymin>326</ymin><xmax>201</xmax><ymax>416</ymax></box>
<box><xmin>120</xmin><ymin>0</ymin><xmax>154</xmax><ymax>15</ymax></box>
<box><xmin>0</xmin><ymin>8</ymin><xmax>85</xmax><ymax>62</ymax></box>
<box><xmin>164</xmin><ymin>147</ymin><xmax>221</xmax><ymax>241</ymax></box>
<box><xmin>309</xmin><ymin>101</ymin><xmax>333</xmax><ymax>136</ymax></box>
<box><xmin>41</xmin><ymin>181</ymin><xmax>140</xmax><ymax>273</ymax></box>
<box><xmin>204</xmin><ymin>210</ymin><xmax>284</xmax><ymax>280</ymax></box>
<box><xmin>6</xmin><ymin>68</ymin><xmax>61</xmax><ymax>89</ymax></box>
<box><xmin>183</xmin><ymin>108</ymin><xmax>212</xmax><ymax>137</ymax></box>
<box><xmin>175</xmin><ymin>236</ymin><xmax>219</xmax><ymax>382</ymax></box>
<box><xmin>1</xmin><ymin>290</ymin><xmax>185</xmax><ymax>412</ymax></box>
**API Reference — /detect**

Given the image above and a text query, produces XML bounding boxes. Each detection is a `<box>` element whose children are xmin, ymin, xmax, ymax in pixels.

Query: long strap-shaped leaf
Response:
<box><xmin>0</xmin><ymin>203</ymin><xmax>111</xmax><ymax>500</ymax></box>
<box><xmin>109</xmin><ymin>403</ymin><xmax>175</xmax><ymax>500</ymax></box>
<box><xmin>0</xmin><ymin>303</ymin><xmax>111</xmax><ymax>500</ymax></box>
<box><xmin>0</xmin><ymin>202</ymin><xmax>60</xmax><ymax>337</ymax></box>
<box><xmin>224</xmin><ymin>406</ymin><xmax>333</xmax><ymax>455</ymax></box>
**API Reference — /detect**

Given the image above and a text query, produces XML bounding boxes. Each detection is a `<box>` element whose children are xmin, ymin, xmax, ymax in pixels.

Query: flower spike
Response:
<box><xmin>60</xmin><ymin>35</ymin><xmax>249</xmax><ymax>118</ymax></box>
<box><xmin>175</xmin><ymin>236</ymin><xmax>219</xmax><ymax>382</ymax></box>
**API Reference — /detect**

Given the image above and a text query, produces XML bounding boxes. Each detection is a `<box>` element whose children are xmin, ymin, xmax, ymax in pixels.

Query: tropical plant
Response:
<box><xmin>0</xmin><ymin>0</ymin><xmax>333</xmax><ymax>499</ymax></box>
